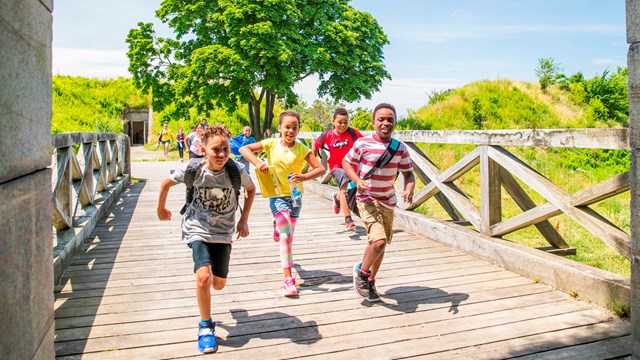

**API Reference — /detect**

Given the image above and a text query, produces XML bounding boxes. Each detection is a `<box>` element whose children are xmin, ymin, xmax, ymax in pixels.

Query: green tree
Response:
<box><xmin>126</xmin><ymin>0</ymin><xmax>390</xmax><ymax>139</ymax></box>
<box><xmin>294</xmin><ymin>98</ymin><xmax>344</xmax><ymax>132</ymax></box>
<box><xmin>349</xmin><ymin>107</ymin><xmax>373</xmax><ymax>130</ymax></box>
<box><xmin>584</xmin><ymin>67</ymin><xmax>629</xmax><ymax>126</ymax></box>
<box><xmin>535</xmin><ymin>58</ymin><xmax>563</xmax><ymax>91</ymax></box>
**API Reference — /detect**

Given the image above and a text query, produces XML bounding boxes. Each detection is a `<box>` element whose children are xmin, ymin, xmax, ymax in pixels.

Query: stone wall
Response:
<box><xmin>0</xmin><ymin>0</ymin><xmax>55</xmax><ymax>359</ymax></box>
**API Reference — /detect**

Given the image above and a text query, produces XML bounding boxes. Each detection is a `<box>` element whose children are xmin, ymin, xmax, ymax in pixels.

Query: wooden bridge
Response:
<box><xmin>51</xmin><ymin>131</ymin><xmax>632</xmax><ymax>359</ymax></box>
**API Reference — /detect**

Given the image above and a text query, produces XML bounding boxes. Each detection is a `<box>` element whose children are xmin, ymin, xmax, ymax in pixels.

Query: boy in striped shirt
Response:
<box><xmin>342</xmin><ymin>103</ymin><xmax>415</xmax><ymax>302</ymax></box>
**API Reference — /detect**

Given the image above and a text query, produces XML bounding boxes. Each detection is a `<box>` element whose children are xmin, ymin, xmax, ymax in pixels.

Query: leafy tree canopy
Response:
<box><xmin>126</xmin><ymin>0</ymin><xmax>390</xmax><ymax>139</ymax></box>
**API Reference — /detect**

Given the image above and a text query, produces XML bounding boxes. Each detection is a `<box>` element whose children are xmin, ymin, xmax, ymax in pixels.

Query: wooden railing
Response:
<box><xmin>52</xmin><ymin>132</ymin><xmax>130</xmax><ymax>231</ymax></box>
<box><xmin>299</xmin><ymin>128</ymin><xmax>631</xmax><ymax>261</ymax></box>
<box><xmin>51</xmin><ymin>132</ymin><xmax>130</xmax><ymax>281</ymax></box>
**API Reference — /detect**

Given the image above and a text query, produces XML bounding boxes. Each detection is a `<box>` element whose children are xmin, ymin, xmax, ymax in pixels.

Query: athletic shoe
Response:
<box><xmin>332</xmin><ymin>192</ymin><xmax>340</xmax><ymax>214</ymax></box>
<box><xmin>367</xmin><ymin>279</ymin><xmax>381</xmax><ymax>302</ymax></box>
<box><xmin>353</xmin><ymin>263</ymin><xmax>369</xmax><ymax>298</ymax></box>
<box><xmin>272</xmin><ymin>220</ymin><xmax>280</xmax><ymax>242</ymax></box>
<box><xmin>197</xmin><ymin>321</ymin><xmax>218</xmax><ymax>353</ymax></box>
<box><xmin>345</xmin><ymin>218</ymin><xmax>356</xmax><ymax>231</ymax></box>
<box><xmin>283</xmin><ymin>277</ymin><xmax>298</xmax><ymax>297</ymax></box>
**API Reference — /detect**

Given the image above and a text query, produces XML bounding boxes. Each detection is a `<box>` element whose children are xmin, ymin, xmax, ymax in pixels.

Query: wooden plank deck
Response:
<box><xmin>54</xmin><ymin>161</ymin><xmax>631</xmax><ymax>359</ymax></box>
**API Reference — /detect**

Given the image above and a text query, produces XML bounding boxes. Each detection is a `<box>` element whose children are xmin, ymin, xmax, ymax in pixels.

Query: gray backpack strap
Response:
<box><xmin>180</xmin><ymin>158</ymin><xmax>205</xmax><ymax>215</ymax></box>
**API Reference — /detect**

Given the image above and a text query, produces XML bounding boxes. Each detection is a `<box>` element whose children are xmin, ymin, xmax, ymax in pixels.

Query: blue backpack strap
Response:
<box><xmin>362</xmin><ymin>138</ymin><xmax>400</xmax><ymax>180</ymax></box>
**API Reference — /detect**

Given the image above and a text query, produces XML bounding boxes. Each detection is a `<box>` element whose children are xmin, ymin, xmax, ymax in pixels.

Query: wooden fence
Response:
<box><xmin>301</xmin><ymin>128</ymin><xmax>630</xmax><ymax>261</ymax></box>
<box><xmin>51</xmin><ymin>132</ymin><xmax>130</xmax><ymax>281</ymax></box>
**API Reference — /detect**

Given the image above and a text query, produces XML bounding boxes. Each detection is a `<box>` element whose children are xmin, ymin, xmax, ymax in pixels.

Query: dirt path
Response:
<box><xmin>130</xmin><ymin>144</ymin><xmax>168</xmax><ymax>162</ymax></box>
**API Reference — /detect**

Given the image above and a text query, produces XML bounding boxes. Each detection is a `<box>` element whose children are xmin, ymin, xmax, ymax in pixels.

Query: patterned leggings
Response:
<box><xmin>274</xmin><ymin>209</ymin><xmax>297</xmax><ymax>269</ymax></box>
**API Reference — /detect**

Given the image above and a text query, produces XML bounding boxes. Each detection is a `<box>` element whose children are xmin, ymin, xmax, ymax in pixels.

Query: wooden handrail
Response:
<box><xmin>51</xmin><ymin>132</ymin><xmax>130</xmax><ymax>231</ymax></box>
<box><xmin>298</xmin><ymin>128</ymin><xmax>630</xmax><ymax>260</ymax></box>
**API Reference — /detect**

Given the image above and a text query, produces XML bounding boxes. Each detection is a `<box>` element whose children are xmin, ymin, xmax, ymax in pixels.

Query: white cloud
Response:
<box><xmin>395</xmin><ymin>23</ymin><xmax>622</xmax><ymax>43</ymax></box>
<box><xmin>52</xmin><ymin>48</ymin><xmax>131</xmax><ymax>78</ymax></box>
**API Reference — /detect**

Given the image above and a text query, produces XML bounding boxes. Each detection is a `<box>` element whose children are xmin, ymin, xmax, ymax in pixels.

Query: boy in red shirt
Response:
<box><xmin>312</xmin><ymin>108</ymin><xmax>363</xmax><ymax>231</ymax></box>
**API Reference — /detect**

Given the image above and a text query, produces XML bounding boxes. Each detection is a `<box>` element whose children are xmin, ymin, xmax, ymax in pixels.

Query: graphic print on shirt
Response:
<box><xmin>331</xmin><ymin>138</ymin><xmax>350</xmax><ymax>149</ymax></box>
<box><xmin>192</xmin><ymin>186</ymin><xmax>234</xmax><ymax>212</ymax></box>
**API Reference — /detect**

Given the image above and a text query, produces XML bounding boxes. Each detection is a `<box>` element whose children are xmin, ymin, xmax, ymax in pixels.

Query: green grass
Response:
<box><xmin>409</xmin><ymin>142</ymin><xmax>630</xmax><ymax>278</ymax></box>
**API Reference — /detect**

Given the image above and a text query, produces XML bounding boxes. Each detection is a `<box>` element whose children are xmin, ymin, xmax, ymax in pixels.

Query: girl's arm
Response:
<box><xmin>239</xmin><ymin>142</ymin><xmax>268</xmax><ymax>173</ymax></box>
<box><xmin>292</xmin><ymin>152</ymin><xmax>325</xmax><ymax>183</ymax></box>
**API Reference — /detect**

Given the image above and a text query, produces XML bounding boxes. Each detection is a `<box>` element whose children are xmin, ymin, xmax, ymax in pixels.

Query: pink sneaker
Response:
<box><xmin>332</xmin><ymin>192</ymin><xmax>340</xmax><ymax>214</ymax></box>
<box><xmin>283</xmin><ymin>277</ymin><xmax>298</xmax><ymax>297</ymax></box>
<box><xmin>272</xmin><ymin>220</ymin><xmax>280</xmax><ymax>242</ymax></box>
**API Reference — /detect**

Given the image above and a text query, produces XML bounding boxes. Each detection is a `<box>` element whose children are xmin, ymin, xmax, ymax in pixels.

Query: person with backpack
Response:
<box><xmin>230</xmin><ymin>126</ymin><xmax>256</xmax><ymax>173</ymax></box>
<box><xmin>311</xmin><ymin>108</ymin><xmax>363</xmax><ymax>231</ymax></box>
<box><xmin>157</xmin><ymin>124</ymin><xmax>256</xmax><ymax>353</ymax></box>
<box><xmin>342</xmin><ymin>103</ymin><xmax>415</xmax><ymax>303</ymax></box>
<box><xmin>239</xmin><ymin>111</ymin><xmax>325</xmax><ymax>297</ymax></box>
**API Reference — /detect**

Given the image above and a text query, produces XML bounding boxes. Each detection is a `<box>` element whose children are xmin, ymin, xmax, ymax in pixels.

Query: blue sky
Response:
<box><xmin>52</xmin><ymin>1</ymin><xmax>628</xmax><ymax>117</ymax></box>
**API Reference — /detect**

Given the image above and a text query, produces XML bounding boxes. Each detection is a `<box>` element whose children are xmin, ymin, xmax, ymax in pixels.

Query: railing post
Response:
<box><xmin>627</xmin><ymin>0</ymin><xmax>640</xmax><ymax>357</ymax></box>
<box><xmin>480</xmin><ymin>145</ymin><xmax>501</xmax><ymax>234</ymax></box>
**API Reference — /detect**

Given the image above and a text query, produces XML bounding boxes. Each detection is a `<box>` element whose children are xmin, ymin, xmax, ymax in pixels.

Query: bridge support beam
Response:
<box><xmin>0</xmin><ymin>0</ymin><xmax>55</xmax><ymax>359</ymax></box>
<box><xmin>629</xmin><ymin>0</ymin><xmax>640</xmax><ymax>358</ymax></box>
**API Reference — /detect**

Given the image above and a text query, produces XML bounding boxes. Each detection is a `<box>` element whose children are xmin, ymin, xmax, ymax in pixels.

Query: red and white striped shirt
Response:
<box><xmin>344</xmin><ymin>136</ymin><xmax>413</xmax><ymax>209</ymax></box>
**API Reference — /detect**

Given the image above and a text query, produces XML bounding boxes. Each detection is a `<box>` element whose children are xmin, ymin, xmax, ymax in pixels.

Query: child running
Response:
<box><xmin>342</xmin><ymin>103</ymin><xmax>415</xmax><ymax>303</ymax></box>
<box><xmin>239</xmin><ymin>111</ymin><xmax>325</xmax><ymax>297</ymax></box>
<box><xmin>176</xmin><ymin>127</ymin><xmax>186</xmax><ymax>162</ymax></box>
<box><xmin>311</xmin><ymin>107</ymin><xmax>363</xmax><ymax>231</ymax></box>
<box><xmin>157</xmin><ymin>124</ymin><xmax>256</xmax><ymax>353</ymax></box>
<box><xmin>187</xmin><ymin>123</ymin><xmax>206</xmax><ymax>159</ymax></box>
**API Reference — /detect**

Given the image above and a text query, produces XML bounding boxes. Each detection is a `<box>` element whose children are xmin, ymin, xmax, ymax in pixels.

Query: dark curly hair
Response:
<box><xmin>203</xmin><ymin>124</ymin><xmax>231</xmax><ymax>143</ymax></box>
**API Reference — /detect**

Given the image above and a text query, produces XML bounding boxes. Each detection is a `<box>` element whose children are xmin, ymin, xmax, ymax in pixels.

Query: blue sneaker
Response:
<box><xmin>198</xmin><ymin>321</ymin><xmax>218</xmax><ymax>353</ymax></box>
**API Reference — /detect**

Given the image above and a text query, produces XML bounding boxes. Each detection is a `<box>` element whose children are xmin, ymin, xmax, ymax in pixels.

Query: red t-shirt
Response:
<box><xmin>314</xmin><ymin>128</ymin><xmax>363</xmax><ymax>170</ymax></box>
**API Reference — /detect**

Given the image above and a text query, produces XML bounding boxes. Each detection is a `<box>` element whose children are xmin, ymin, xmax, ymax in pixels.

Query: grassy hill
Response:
<box><xmin>52</xmin><ymin>76</ymin><xmax>151</xmax><ymax>134</ymax></box>
<box><xmin>401</xmin><ymin>78</ymin><xmax>625</xmax><ymax>130</ymax></box>
<box><xmin>396</xmin><ymin>78</ymin><xmax>630</xmax><ymax>278</ymax></box>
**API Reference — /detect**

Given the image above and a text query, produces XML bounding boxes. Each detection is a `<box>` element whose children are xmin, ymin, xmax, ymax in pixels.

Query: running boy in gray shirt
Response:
<box><xmin>157</xmin><ymin>124</ymin><xmax>256</xmax><ymax>353</ymax></box>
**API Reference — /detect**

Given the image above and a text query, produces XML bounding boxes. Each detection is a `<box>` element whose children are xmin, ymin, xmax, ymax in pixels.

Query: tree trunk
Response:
<box><xmin>263</xmin><ymin>90</ymin><xmax>276</xmax><ymax>138</ymax></box>
<box><xmin>248</xmin><ymin>98</ymin><xmax>262</xmax><ymax>140</ymax></box>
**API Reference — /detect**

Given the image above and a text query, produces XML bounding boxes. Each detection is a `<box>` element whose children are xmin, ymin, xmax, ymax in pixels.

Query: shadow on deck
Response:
<box><xmin>53</xmin><ymin>162</ymin><xmax>631</xmax><ymax>359</ymax></box>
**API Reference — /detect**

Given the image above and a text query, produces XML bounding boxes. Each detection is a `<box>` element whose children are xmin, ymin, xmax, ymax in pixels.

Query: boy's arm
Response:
<box><xmin>239</xmin><ymin>142</ymin><xmax>268</xmax><ymax>173</ymax></box>
<box><xmin>236</xmin><ymin>183</ymin><xmax>256</xmax><ymax>239</ymax></box>
<box><xmin>342</xmin><ymin>158</ymin><xmax>367</xmax><ymax>192</ymax></box>
<box><xmin>400</xmin><ymin>170</ymin><xmax>416</xmax><ymax>204</ymax></box>
<box><xmin>157</xmin><ymin>178</ymin><xmax>178</xmax><ymax>221</ymax></box>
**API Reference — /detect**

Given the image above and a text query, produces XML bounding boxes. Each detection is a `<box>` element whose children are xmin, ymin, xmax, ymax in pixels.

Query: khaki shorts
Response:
<box><xmin>357</xmin><ymin>200</ymin><xmax>395</xmax><ymax>244</ymax></box>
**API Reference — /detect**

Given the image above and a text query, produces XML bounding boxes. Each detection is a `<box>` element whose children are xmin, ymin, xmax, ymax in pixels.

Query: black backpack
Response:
<box><xmin>346</xmin><ymin>138</ymin><xmax>400</xmax><ymax>218</ymax></box>
<box><xmin>317</xmin><ymin>127</ymin><xmax>358</xmax><ymax>160</ymax></box>
<box><xmin>179</xmin><ymin>158</ymin><xmax>242</xmax><ymax>215</ymax></box>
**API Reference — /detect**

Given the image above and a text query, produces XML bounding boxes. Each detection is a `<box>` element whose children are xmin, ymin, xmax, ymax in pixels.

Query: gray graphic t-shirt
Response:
<box><xmin>170</xmin><ymin>161</ymin><xmax>252</xmax><ymax>244</ymax></box>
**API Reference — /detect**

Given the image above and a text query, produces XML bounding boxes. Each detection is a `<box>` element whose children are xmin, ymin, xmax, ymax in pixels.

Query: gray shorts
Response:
<box><xmin>330</xmin><ymin>168</ymin><xmax>352</xmax><ymax>189</ymax></box>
